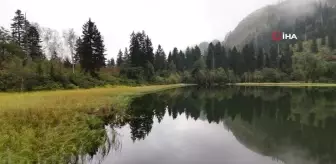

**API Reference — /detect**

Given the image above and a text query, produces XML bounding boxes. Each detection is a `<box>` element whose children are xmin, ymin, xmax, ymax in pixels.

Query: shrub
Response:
<box><xmin>261</xmin><ymin>68</ymin><xmax>281</xmax><ymax>82</ymax></box>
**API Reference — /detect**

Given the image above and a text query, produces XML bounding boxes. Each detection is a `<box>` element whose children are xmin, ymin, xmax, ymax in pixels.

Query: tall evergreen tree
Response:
<box><xmin>206</xmin><ymin>43</ymin><xmax>215</xmax><ymax>69</ymax></box>
<box><xmin>77</xmin><ymin>18</ymin><xmax>106</xmax><ymax>75</ymax></box>
<box><xmin>265</xmin><ymin>53</ymin><xmax>271</xmax><ymax>68</ymax></box>
<box><xmin>144</xmin><ymin>35</ymin><xmax>154</xmax><ymax>65</ymax></box>
<box><xmin>269</xmin><ymin>45</ymin><xmax>278</xmax><ymax>68</ymax></box>
<box><xmin>297</xmin><ymin>41</ymin><xmax>303</xmax><ymax>52</ymax></box>
<box><xmin>192</xmin><ymin>45</ymin><xmax>202</xmax><ymax>63</ymax></box>
<box><xmin>129</xmin><ymin>32</ymin><xmax>141</xmax><ymax>67</ymax></box>
<box><xmin>74</xmin><ymin>37</ymin><xmax>82</xmax><ymax>64</ymax></box>
<box><xmin>154</xmin><ymin>44</ymin><xmax>166</xmax><ymax>71</ymax></box>
<box><xmin>328</xmin><ymin>34</ymin><xmax>335</xmax><ymax>50</ymax></box>
<box><xmin>242</xmin><ymin>44</ymin><xmax>256</xmax><ymax>72</ymax></box>
<box><xmin>128</xmin><ymin>31</ymin><xmax>154</xmax><ymax>68</ymax></box>
<box><xmin>26</xmin><ymin>26</ymin><xmax>44</xmax><ymax>60</ymax></box>
<box><xmin>108</xmin><ymin>58</ymin><xmax>115</xmax><ymax>67</ymax></box>
<box><xmin>11</xmin><ymin>10</ymin><xmax>26</xmax><ymax>47</ymax></box>
<box><xmin>220</xmin><ymin>45</ymin><xmax>228</xmax><ymax>69</ymax></box>
<box><xmin>281</xmin><ymin>43</ymin><xmax>293</xmax><ymax>74</ymax></box>
<box><xmin>117</xmin><ymin>49</ymin><xmax>123</xmax><ymax>66</ymax></box>
<box><xmin>123</xmin><ymin>47</ymin><xmax>129</xmax><ymax>64</ymax></box>
<box><xmin>229</xmin><ymin>46</ymin><xmax>242</xmax><ymax>74</ymax></box>
<box><xmin>177</xmin><ymin>50</ymin><xmax>185</xmax><ymax>71</ymax></box>
<box><xmin>138</xmin><ymin>31</ymin><xmax>146</xmax><ymax>67</ymax></box>
<box><xmin>256</xmin><ymin>48</ymin><xmax>264</xmax><ymax>70</ymax></box>
<box><xmin>213</xmin><ymin>42</ymin><xmax>223</xmax><ymax>69</ymax></box>
<box><xmin>168</xmin><ymin>51</ymin><xmax>172</xmax><ymax>64</ymax></box>
<box><xmin>172</xmin><ymin>48</ymin><xmax>179</xmax><ymax>69</ymax></box>
<box><xmin>311</xmin><ymin>39</ymin><xmax>318</xmax><ymax>53</ymax></box>
<box><xmin>321</xmin><ymin>36</ymin><xmax>326</xmax><ymax>46</ymax></box>
<box><xmin>185</xmin><ymin>47</ymin><xmax>193</xmax><ymax>70</ymax></box>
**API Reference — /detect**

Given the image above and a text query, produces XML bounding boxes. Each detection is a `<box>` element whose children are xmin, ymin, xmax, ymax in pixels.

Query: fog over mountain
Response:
<box><xmin>223</xmin><ymin>0</ymin><xmax>336</xmax><ymax>48</ymax></box>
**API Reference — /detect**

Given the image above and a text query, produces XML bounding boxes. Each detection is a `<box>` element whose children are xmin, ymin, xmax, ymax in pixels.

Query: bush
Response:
<box><xmin>166</xmin><ymin>73</ymin><xmax>182</xmax><ymax>84</ymax></box>
<box><xmin>32</xmin><ymin>81</ymin><xmax>63</xmax><ymax>91</ymax></box>
<box><xmin>153</xmin><ymin>76</ymin><xmax>166</xmax><ymax>84</ymax></box>
<box><xmin>252</xmin><ymin>71</ymin><xmax>263</xmax><ymax>82</ymax></box>
<box><xmin>291</xmin><ymin>70</ymin><xmax>305</xmax><ymax>81</ymax></box>
<box><xmin>181</xmin><ymin>71</ymin><xmax>192</xmax><ymax>83</ymax></box>
<box><xmin>261</xmin><ymin>68</ymin><xmax>281</xmax><ymax>82</ymax></box>
<box><xmin>69</xmin><ymin>73</ymin><xmax>98</xmax><ymax>88</ymax></box>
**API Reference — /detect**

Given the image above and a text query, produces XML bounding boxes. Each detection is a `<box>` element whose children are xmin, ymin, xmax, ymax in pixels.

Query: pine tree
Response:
<box><xmin>265</xmin><ymin>53</ymin><xmax>270</xmax><ymax>68</ymax></box>
<box><xmin>214</xmin><ymin>42</ymin><xmax>223</xmax><ymax>69</ymax></box>
<box><xmin>26</xmin><ymin>26</ymin><xmax>44</xmax><ymax>61</ymax></box>
<box><xmin>242</xmin><ymin>44</ymin><xmax>256</xmax><ymax>72</ymax></box>
<box><xmin>168</xmin><ymin>60</ymin><xmax>176</xmax><ymax>72</ymax></box>
<box><xmin>227</xmin><ymin>48</ymin><xmax>234</xmax><ymax>70</ymax></box>
<box><xmin>185</xmin><ymin>47</ymin><xmax>193</xmax><ymax>70</ymax></box>
<box><xmin>297</xmin><ymin>41</ymin><xmax>303</xmax><ymax>52</ymax></box>
<box><xmin>168</xmin><ymin>51</ymin><xmax>172</xmax><ymax>64</ymax></box>
<box><xmin>192</xmin><ymin>45</ymin><xmax>202</xmax><ymax>63</ymax></box>
<box><xmin>138</xmin><ymin>31</ymin><xmax>146</xmax><ymax>67</ymax></box>
<box><xmin>77</xmin><ymin>18</ymin><xmax>106</xmax><ymax>75</ymax></box>
<box><xmin>256</xmin><ymin>48</ymin><xmax>264</xmax><ymax>70</ymax></box>
<box><xmin>129</xmin><ymin>32</ymin><xmax>141</xmax><ymax>67</ymax></box>
<box><xmin>206</xmin><ymin>43</ymin><xmax>215</xmax><ymax>69</ymax></box>
<box><xmin>269</xmin><ymin>45</ymin><xmax>278</xmax><ymax>68</ymax></box>
<box><xmin>144</xmin><ymin>35</ymin><xmax>154</xmax><ymax>65</ymax></box>
<box><xmin>74</xmin><ymin>37</ymin><xmax>82</xmax><ymax>64</ymax></box>
<box><xmin>279</xmin><ymin>54</ymin><xmax>286</xmax><ymax>73</ymax></box>
<box><xmin>229</xmin><ymin>47</ymin><xmax>242</xmax><ymax>74</ymax></box>
<box><xmin>172</xmin><ymin>48</ymin><xmax>179</xmax><ymax>70</ymax></box>
<box><xmin>123</xmin><ymin>47</ymin><xmax>129</xmax><ymax>64</ymax></box>
<box><xmin>311</xmin><ymin>39</ymin><xmax>318</xmax><ymax>53</ymax></box>
<box><xmin>117</xmin><ymin>49</ymin><xmax>123</xmax><ymax>66</ymax></box>
<box><xmin>128</xmin><ymin>31</ymin><xmax>153</xmax><ymax>68</ymax></box>
<box><xmin>177</xmin><ymin>50</ymin><xmax>185</xmax><ymax>71</ymax></box>
<box><xmin>154</xmin><ymin>45</ymin><xmax>166</xmax><ymax>71</ymax></box>
<box><xmin>321</xmin><ymin>36</ymin><xmax>326</xmax><ymax>46</ymax></box>
<box><xmin>328</xmin><ymin>34</ymin><xmax>335</xmax><ymax>50</ymax></box>
<box><xmin>281</xmin><ymin>43</ymin><xmax>293</xmax><ymax>74</ymax></box>
<box><xmin>108</xmin><ymin>58</ymin><xmax>115</xmax><ymax>67</ymax></box>
<box><xmin>221</xmin><ymin>45</ymin><xmax>228</xmax><ymax>69</ymax></box>
<box><xmin>11</xmin><ymin>10</ymin><xmax>26</xmax><ymax>47</ymax></box>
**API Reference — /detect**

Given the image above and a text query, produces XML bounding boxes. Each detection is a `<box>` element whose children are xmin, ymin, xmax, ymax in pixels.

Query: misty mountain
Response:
<box><xmin>224</xmin><ymin>0</ymin><xmax>336</xmax><ymax>48</ymax></box>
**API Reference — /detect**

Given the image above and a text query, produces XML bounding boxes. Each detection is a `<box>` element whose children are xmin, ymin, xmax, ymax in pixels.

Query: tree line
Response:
<box><xmin>1</xmin><ymin>2</ymin><xmax>336</xmax><ymax>91</ymax></box>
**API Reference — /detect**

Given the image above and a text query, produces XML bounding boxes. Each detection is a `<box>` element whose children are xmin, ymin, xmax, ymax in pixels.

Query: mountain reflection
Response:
<box><xmin>122</xmin><ymin>86</ymin><xmax>336</xmax><ymax>164</ymax></box>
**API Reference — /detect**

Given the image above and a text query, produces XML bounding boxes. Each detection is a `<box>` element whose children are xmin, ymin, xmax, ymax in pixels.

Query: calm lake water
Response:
<box><xmin>95</xmin><ymin>87</ymin><xmax>336</xmax><ymax>164</ymax></box>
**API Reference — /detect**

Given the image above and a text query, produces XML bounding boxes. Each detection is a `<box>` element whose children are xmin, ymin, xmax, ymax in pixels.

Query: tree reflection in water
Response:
<box><xmin>85</xmin><ymin>86</ymin><xmax>336</xmax><ymax>164</ymax></box>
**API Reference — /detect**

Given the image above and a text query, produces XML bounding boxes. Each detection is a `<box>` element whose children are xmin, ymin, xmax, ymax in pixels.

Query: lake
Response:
<box><xmin>92</xmin><ymin>86</ymin><xmax>336</xmax><ymax>164</ymax></box>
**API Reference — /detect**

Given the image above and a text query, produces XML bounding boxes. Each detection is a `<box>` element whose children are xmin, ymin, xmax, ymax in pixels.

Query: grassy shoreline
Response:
<box><xmin>233</xmin><ymin>82</ymin><xmax>336</xmax><ymax>87</ymax></box>
<box><xmin>0</xmin><ymin>84</ymin><xmax>190</xmax><ymax>111</ymax></box>
<box><xmin>0</xmin><ymin>84</ymin><xmax>188</xmax><ymax>163</ymax></box>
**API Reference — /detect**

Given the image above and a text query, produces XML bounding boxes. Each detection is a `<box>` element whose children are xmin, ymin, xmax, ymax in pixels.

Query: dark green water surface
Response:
<box><xmin>99</xmin><ymin>87</ymin><xmax>336</xmax><ymax>164</ymax></box>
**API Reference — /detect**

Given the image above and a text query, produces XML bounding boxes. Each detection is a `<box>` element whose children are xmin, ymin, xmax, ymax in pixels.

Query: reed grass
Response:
<box><xmin>0</xmin><ymin>84</ymin><xmax>187</xmax><ymax>163</ymax></box>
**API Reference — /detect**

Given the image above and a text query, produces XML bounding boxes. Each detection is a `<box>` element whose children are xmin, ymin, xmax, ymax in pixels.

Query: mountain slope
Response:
<box><xmin>224</xmin><ymin>0</ymin><xmax>335</xmax><ymax>48</ymax></box>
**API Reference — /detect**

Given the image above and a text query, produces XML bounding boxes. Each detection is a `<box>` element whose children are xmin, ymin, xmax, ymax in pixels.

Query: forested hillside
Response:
<box><xmin>1</xmin><ymin>0</ymin><xmax>336</xmax><ymax>92</ymax></box>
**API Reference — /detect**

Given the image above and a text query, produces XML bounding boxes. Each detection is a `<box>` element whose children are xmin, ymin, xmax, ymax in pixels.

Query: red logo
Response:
<box><xmin>272</xmin><ymin>31</ymin><xmax>282</xmax><ymax>41</ymax></box>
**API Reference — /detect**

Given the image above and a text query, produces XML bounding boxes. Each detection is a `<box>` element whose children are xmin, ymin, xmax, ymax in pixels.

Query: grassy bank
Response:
<box><xmin>0</xmin><ymin>84</ymin><xmax>188</xmax><ymax>163</ymax></box>
<box><xmin>0</xmin><ymin>84</ymin><xmax>189</xmax><ymax>111</ymax></box>
<box><xmin>234</xmin><ymin>82</ymin><xmax>336</xmax><ymax>87</ymax></box>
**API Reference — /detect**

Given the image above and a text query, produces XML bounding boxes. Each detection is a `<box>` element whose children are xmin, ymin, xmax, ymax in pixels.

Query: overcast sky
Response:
<box><xmin>1</xmin><ymin>0</ymin><xmax>279</xmax><ymax>59</ymax></box>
